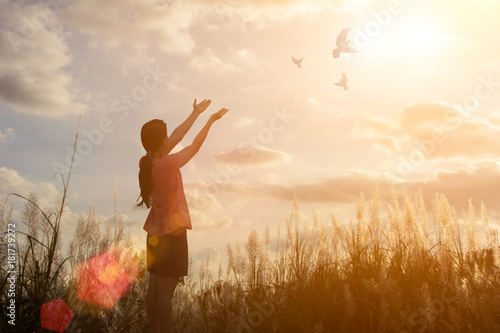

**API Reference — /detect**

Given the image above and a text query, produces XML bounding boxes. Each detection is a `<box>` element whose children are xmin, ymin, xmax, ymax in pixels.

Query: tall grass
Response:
<box><xmin>1</xmin><ymin>122</ymin><xmax>499</xmax><ymax>332</ymax></box>
<box><xmin>0</xmin><ymin>120</ymin><xmax>148</xmax><ymax>332</ymax></box>
<box><xmin>0</xmin><ymin>116</ymin><xmax>82</xmax><ymax>332</ymax></box>
<box><xmin>2</xmin><ymin>178</ymin><xmax>499</xmax><ymax>332</ymax></box>
<box><xmin>173</xmin><ymin>187</ymin><xmax>500</xmax><ymax>333</ymax></box>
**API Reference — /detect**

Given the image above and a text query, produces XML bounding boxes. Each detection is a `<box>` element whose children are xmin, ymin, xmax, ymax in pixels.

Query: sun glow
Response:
<box><xmin>395</xmin><ymin>23</ymin><xmax>455</xmax><ymax>52</ymax></box>
<box><xmin>407</xmin><ymin>25</ymin><xmax>436</xmax><ymax>48</ymax></box>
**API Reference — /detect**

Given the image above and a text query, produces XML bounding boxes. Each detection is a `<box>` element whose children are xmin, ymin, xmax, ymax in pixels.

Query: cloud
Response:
<box><xmin>0</xmin><ymin>167</ymin><xmax>140</xmax><ymax>253</ymax></box>
<box><xmin>37</xmin><ymin>182</ymin><xmax>60</xmax><ymax>208</ymax></box>
<box><xmin>189</xmin><ymin>48</ymin><xmax>240</xmax><ymax>74</ymax></box>
<box><xmin>217</xmin><ymin>171</ymin><xmax>388</xmax><ymax>204</ymax></box>
<box><xmin>0</xmin><ymin>167</ymin><xmax>60</xmax><ymax>208</ymax></box>
<box><xmin>233</xmin><ymin>116</ymin><xmax>260</xmax><ymax>128</ymax></box>
<box><xmin>0</xmin><ymin>71</ymin><xmax>82</xmax><ymax>117</ymax></box>
<box><xmin>189</xmin><ymin>47</ymin><xmax>258</xmax><ymax>74</ymax></box>
<box><xmin>198</xmin><ymin>0</ymin><xmax>348</xmax><ymax>29</ymax></box>
<box><xmin>0</xmin><ymin>167</ymin><xmax>37</xmax><ymax>197</ymax></box>
<box><xmin>0</xmin><ymin>1</ymin><xmax>83</xmax><ymax>117</ymax></box>
<box><xmin>214</xmin><ymin>146</ymin><xmax>291</xmax><ymax>167</ymax></box>
<box><xmin>191</xmin><ymin>162</ymin><xmax>500</xmax><ymax>218</ymax></box>
<box><xmin>185</xmin><ymin>184</ymin><xmax>223</xmax><ymax>211</ymax></box>
<box><xmin>190</xmin><ymin>210</ymin><xmax>233</xmax><ymax>232</ymax></box>
<box><xmin>353</xmin><ymin>101</ymin><xmax>500</xmax><ymax>160</ymax></box>
<box><xmin>99</xmin><ymin>212</ymin><xmax>136</xmax><ymax>229</ymax></box>
<box><xmin>60</xmin><ymin>0</ymin><xmax>197</xmax><ymax>55</ymax></box>
<box><xmin>0</xmin><ymin>127</ymin><xmax>15</xmax><ymax>143</ymax></box>
<box><xmin>402</xmin><ymin>161</ymin><xmax>500</xmax><ymax>216</ymax></box>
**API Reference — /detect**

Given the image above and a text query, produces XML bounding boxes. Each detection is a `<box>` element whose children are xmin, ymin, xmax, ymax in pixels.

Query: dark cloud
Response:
<box><xmin>0</xmin><ymin>2</ymin><xmax>82</xmax><ymax>117</ymax></box>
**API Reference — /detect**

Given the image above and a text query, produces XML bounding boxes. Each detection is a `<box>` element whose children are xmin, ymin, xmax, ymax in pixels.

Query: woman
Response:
<box><xmin>137</xmin><ymin>99</ymin><xmax>229</xmax><ymax>333</ymax></box>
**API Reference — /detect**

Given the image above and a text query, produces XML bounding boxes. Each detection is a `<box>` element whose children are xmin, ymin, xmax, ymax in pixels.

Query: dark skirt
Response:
<box><xmin>146</xmin><ymin>228</ymin><xmax>188</xmax><ymax>277</ymax></box>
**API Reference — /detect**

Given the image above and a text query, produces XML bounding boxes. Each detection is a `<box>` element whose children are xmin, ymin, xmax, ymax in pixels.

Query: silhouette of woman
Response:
<box><xmin>137</xmin><ymin>99</ymin><xmax>229</xmax><ymax>333</ymax></box>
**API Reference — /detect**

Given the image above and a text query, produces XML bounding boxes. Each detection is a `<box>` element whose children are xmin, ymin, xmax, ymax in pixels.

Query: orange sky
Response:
<box><xmin>1</xmin><ymin>0</ymin><xmax>500</xmax><ymax>268</ymax></box>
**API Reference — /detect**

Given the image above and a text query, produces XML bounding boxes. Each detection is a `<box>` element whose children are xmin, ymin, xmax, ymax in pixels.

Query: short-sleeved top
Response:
<box><xmin>142</xmin><ymin>153</ymin><xmax>192</xmax><ymax>236</ymax></box>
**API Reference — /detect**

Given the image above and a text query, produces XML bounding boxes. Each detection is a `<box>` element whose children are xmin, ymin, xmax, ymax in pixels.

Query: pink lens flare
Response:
<box><xmin>76</xmin><ymin>245</ymin><xmax>145</xmax><ymax>308</ymax></box>
<box><xmin>77</xmin><ymin>251</ymin><xmax>131</xmax><ymax>308</ymax></box>
<box><xmin>40</xmin><ymin>298</ymin><xmax>74</xmax><ymax>333</ymax></box>
<box><xmin>111</xmin><ymin>245</ymin><xmax>146</xmax><ymax>283</ymax></box>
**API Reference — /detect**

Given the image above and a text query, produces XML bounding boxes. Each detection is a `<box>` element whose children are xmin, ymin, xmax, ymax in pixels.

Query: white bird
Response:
<box><xmin>291</xmin><ymin>56</ymin><xmax>303</xmax><ymax>68</ymax></box>
<box><xmin>332</xmin><ymin>28</ymin><xmax>359</xmax><ymax>59</ymax></box>
<box><xmin>334</xmin><ymin>73</ymin><xmax>348</xmax><ymax>90</ymax></box>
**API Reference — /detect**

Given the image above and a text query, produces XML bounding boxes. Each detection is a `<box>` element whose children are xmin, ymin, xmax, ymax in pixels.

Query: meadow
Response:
<box><xmin>2</xmin><ymin>181</ymin><xmax>500</xmax><ymax>332</ymax></box>
<box><xmin>1</xmin><ymin>136</ymin><xmax>500</xmax><ymax>333</ymax></box>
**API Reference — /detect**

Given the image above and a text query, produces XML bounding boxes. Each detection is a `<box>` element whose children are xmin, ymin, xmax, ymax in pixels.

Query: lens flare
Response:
<box><xmin>76</xmin><ymin>245</ymin><xmax>145</xmax><ymax>309</ymax></box>
<box><xmin>40</xmin><ymin>298</ymin><xmax>74</xmax><ymax>333</ymax></box>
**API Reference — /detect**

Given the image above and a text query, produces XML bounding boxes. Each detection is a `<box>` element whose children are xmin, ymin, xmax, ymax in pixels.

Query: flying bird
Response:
<box><xmin>334</xmin><ymin>73</ymin><xmax>348</xmax><ymax>91</ymax></box>
<box><xmin>291</xmin><ymin>56</ymin><xmax>303</xmax><ymax>68</ymax></box>
<box><xmin>332</xmin><ymin>28</ymin><xmax>359</xmax><ymax>59</ymax></box>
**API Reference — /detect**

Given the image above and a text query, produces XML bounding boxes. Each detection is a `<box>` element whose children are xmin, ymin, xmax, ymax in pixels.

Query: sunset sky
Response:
<box><xmin>1</xmin><ymin>0</ymin><xmax>500</xmax><ymax>268</ymax></box>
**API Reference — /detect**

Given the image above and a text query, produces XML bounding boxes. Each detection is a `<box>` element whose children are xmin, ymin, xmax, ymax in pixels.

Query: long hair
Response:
<box><xmin>137</xmin><ymin>119</ymin><xmax>167</xmax><ymax>208</ymax></box>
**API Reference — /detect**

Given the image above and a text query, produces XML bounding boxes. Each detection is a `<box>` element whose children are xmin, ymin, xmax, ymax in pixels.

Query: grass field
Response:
<box><xmin>2</xmin><ymin>181</ymin><xmax>500</xmax><ymax>332</ymax></box>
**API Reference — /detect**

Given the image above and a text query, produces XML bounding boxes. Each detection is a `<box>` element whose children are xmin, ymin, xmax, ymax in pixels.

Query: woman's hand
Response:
<box><xmin>193</xmin><ymin>98</ymin><xmax>212</xmax><ymax>115</ymax></box>
<box><xmin>210</xmin><ymin>108</ymin><xmax>229</xmax><ymax>122</ymax></box>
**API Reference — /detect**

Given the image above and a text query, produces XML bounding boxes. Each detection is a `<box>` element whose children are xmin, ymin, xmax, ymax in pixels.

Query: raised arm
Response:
<box><xmin>165</xmin><ymin>98</ymin><xmax>212</xmax><ymax>153</ymax></box>
<box><xmin>176</xmin><ymin>108</ymin><xmax>229</xmax><ymax>168</ymax></box>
